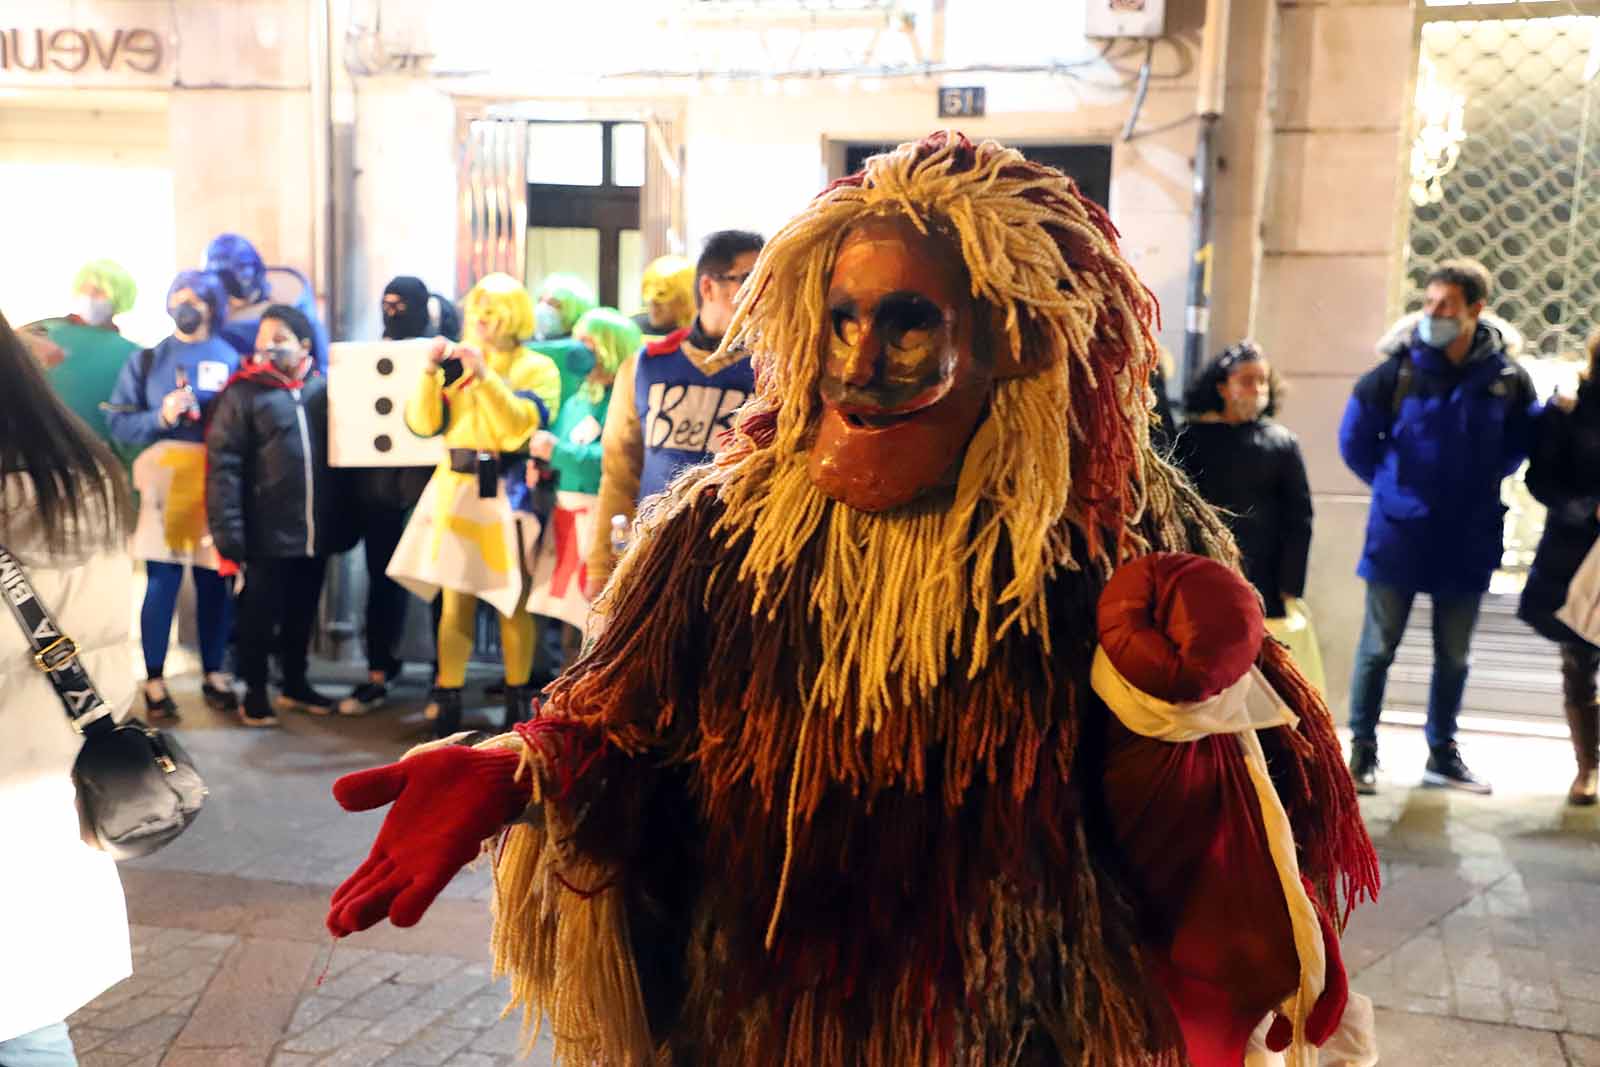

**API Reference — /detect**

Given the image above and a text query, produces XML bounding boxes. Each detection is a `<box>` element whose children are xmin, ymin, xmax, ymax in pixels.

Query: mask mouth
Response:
<box><xmin>824</xmin><ymin>374</ymin><xmax>954</xmax><ymax>430</ymax></box>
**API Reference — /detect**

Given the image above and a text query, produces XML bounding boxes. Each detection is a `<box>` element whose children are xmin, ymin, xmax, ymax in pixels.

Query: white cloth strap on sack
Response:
<box><xmin>1090</xmin><ymin>648</ymin><xmax>1326</xmax><ymax>1067</ymax></box>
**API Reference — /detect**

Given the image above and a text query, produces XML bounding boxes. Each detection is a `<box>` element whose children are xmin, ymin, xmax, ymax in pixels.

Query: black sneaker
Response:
<box><xmin>239</xmin><ymin>689</ymin><xmax>279</xmax><ymax>728</ymax></box>
<box><xmin>144</xmin><ymin>685</ymin><xmax>180</xmax><ymax>722</ymax></box>
<box><xmin>337</xmin><ymin>679</ymin><xmax>388</xmax><ymax>717</ymax></box>
<box><xmin>1422</xmin><ymin>742</ymin><xmax>1492</xmax><ymax>794</ymax></box>
<box><xmin>277</xmin><ymin>681</ymin><xmax>335</xmax><ymax>716</ymax></box>
<box><xmin>1349</xmin><ymin>740</ymin><xmax>1379</xmax><ymax>796</ymax></box>
<box><xmin>431</xmin><ymin>687</ymin><xmax>464</xmax><ymax>739</ymax></box>
<box><xmin>201</xmin><ymin>681</ymin><xmax>239</xmax><ymax>713</ymax></box>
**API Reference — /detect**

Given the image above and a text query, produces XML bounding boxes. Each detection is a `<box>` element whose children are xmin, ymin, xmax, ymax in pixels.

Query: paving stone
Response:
<box><xmin>361</xmin><ymin>1003</ymin><xmax>450</xmax><ymax>1046</ymax></box>
<box><xmin>450</xmin><ymin>992</ymin><xmax>511</xmax><ymax>1030</ymax></box>
<box><xmin>105</xmin><ymin>1013</ymin><xmax>186</xmax><ymax>1057</ymax></box>
<box><xmin>1455</xmin><ymin>982</ymin><xmax>1509</xmax><ymax>1023</ymax></box>
<box><xmin>1565</xmin><ymin>1033</ymin><xmax>1600</xmax><ymax>1066</ymax></box>
<box><xmin>270</xmin><ymin>1054</ymin><xmax>320</xmax><ymax>1067</ymax></box>
<box><xmin>386</xmin><ymin>1024</ymin><xmax>478</xmax><ymax>1063</ymax></box>
<box><xmin>343</xmin><ymin>979</ymin><xmax>422</xmax><ymax>1020</ymax></box>
<box><xmin>287</xmin><ymin>992</ymin><xmax>349</xmax><ymax>1034</ymax></box>
<box><xmin>443</xmin><ymin>1054</ymin><xmax>505</xmax><ymax>1067</ymax></box>
<box><xmin>77</xmin><ymin>1051</ymin><xmax>132</xmax><ymax>1067</ymax></box>
<box><xmin>318</xmin><ymin>1039</ymin><xmax>398</xmax><ymax>1067</ymax></box>
<box><xmin>281</xmin><ymin>1014</ymin><xmax>372</xmax><ymax>1054</ymax></box>
<box><xmin>390</xmin><ymin>954</ymin><xmax>466</xmax><ymax>985</ymax></box>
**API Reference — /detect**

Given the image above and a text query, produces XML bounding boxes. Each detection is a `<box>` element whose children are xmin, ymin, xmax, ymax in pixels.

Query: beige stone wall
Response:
<box><xmin>167</xmin><ymin>0</ymin><xmax>318</xmax><ymax>298</ymax></box>
<box><xmin>1255</xmin><ymin>0</ymin><xmax>1415</xmax><ymax>707</ymax></box>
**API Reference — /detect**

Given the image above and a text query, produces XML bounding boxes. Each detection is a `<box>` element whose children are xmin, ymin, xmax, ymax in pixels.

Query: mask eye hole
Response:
<box><xmin>875</xmin><ymin>294</ymin><xmax>942</xmax><ymax>348</ymax></box>
<box><xmin>831</xmin><ymin>307</ymin><xmax>861</xmax><ymax>345</ymax></box>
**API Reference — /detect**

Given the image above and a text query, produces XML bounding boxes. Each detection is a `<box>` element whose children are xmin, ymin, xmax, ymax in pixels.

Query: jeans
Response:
<box><xmin>141</xmin><ymin>561</ymin><xmax>231</xmax><ymax>677</ymax></box>
<box><xmin>0</xmin><ymin>1022</ymin><xmax>77</xmax><ymax>1067</ymax></box>
<box><xmin>1348</xmin><ymin>581</ymin><xmax>1483</xmax><ymax>748</ymax></box>
<box><xmin>236</xmin><ymin>556</ymin><xmax>328</xmax><ymax>692</ymax></box>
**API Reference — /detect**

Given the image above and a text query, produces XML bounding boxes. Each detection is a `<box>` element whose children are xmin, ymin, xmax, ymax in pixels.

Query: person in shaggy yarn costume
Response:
<box><xmin>326</xmin><ymin>132</ymin><xmax>1380</xmax><ymax>1067</ymax></box>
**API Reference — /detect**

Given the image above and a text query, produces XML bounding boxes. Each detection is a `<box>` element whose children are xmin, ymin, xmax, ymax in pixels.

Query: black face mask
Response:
<box><xmin>172</xmin><ymin>304</ymin><xmax>205</xmax><ymax>336</ymax></box>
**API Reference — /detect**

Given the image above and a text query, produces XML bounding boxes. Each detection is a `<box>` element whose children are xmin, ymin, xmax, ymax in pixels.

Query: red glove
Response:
<box><xmin>327</xmin><ymin>745</ymin><xmax>532</xmax><ymax>937</ymax></box>
<box><xmin>1265</xmin><ymin>883</ymin><xmax>1350</xmax><ymax>1051</ymax></box>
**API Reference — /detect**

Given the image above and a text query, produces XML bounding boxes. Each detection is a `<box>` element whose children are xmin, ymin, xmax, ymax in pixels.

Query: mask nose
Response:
<box><xmin>833</xmin><ymin>324</ymin><xmax>882</xmax><ymax>389</ymax></box>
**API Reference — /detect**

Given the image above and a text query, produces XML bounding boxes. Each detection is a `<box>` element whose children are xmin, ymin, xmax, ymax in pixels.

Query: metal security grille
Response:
<box><xmin>1402</xmin><ymin>15</ymin><xmax>1600</xmax><ymax>357</ymax></box>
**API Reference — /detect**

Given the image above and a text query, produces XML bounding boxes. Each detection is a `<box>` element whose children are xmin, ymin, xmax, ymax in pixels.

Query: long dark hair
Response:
<box><xmin>1181</xmin><ymin>340</ymin><xmax>1285</xmax><ymax>418</ymax></box>
<box><xmin>0</xmin><ymin>309</ymin><xmax>132</xmax><ymax>552</ymax></box>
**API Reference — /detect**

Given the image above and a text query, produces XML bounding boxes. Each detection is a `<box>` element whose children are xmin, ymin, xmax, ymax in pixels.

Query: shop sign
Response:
<box><xmin>0</xmin><ymin>26</ymin><xmax>166</xmax><ymax>77</ymax></box>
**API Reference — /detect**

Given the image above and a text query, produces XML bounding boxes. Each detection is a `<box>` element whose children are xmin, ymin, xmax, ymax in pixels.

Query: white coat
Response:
<box><xmin>0</xmin><ymin>477</ymin><xmax>133</xmax><ymax>1042</ymax></box>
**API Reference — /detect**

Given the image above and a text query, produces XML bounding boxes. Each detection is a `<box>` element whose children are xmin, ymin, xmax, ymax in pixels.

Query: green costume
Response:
<box><xmin>41</xmin><ymin>318</ymin><xmax>141</xmax><ymax>467</ymax></box>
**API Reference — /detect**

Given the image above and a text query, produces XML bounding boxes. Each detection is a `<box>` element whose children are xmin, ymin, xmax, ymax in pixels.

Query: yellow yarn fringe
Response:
<box><xmin>469</xmin><ymin>733</ymin><xmax>654</xmax><ymax>1066</ymax></box>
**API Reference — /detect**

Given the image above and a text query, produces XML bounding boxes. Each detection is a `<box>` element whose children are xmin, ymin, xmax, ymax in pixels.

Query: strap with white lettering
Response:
<box><xmin>0</xmin><ymin>543</ymin><xmax>113</xmax><ymax>734</ymax></box>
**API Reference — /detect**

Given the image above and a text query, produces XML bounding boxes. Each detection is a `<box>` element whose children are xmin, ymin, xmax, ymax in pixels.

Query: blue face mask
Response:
<box><xmin>567</xmin><ymin>343</ymin><xmax>596</xmax><ymax>376</ymax></box>
<box><xmin>534</xmin><ymin>302</ymin><xmax>563</xmax><ymax>341</ymax></box>
<box><xmin>1418</xmin><ymin>314</ymin><xmax>1462</xmax><ymax>350</ymax></box>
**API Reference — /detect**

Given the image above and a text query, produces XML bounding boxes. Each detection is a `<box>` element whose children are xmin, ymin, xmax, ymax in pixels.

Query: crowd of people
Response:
<box><xmin>1169</xmin><ymin>258</ymin><xmax>1600</xmax><ymax>807</ymax></box>
<box><xmin>10</xmin><ymin>229</ymin><xmax>765</xmax><ymax>738</ymax></box>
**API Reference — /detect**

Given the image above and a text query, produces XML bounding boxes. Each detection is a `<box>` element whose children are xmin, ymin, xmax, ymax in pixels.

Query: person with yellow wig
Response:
<box><xmin>525</xmin><ymin>308</ymin><xmax>642</xmax><ymax>674</ymax></box>
<box><xmin>632</xmin><ymin>255</ymin><xmax>695</xmax><ymax>342</ymax></box>
<box><xmin>385</xmin><ymin>273</ymin><xmax>563</xmax><ymax>736</ymax></box>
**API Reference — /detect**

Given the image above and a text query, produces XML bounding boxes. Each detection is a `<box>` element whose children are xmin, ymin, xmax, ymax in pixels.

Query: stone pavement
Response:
<box><xmin>64</xmin><ymin>665</ymin><xmax>1600</xmax><ymax>1065</ymax></box>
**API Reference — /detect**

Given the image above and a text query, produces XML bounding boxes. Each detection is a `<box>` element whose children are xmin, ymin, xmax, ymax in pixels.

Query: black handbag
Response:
<box><xmin>0</xmin><ymin>544</ymin><xmax>206</xmax><ymax>860</ymax></box>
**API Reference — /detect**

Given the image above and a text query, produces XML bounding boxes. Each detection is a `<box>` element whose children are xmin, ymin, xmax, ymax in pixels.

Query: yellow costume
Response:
<box><xmin>385</xmin><ymin>274</ymin><xmax>562</xmax><ymax>696</ymax></box>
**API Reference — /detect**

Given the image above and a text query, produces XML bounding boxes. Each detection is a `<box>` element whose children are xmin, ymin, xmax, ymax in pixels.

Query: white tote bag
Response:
<box><xmin>1556</xmin><ymin>537</ymin><xmax>1600</xmax><ymax>647</ymax></box>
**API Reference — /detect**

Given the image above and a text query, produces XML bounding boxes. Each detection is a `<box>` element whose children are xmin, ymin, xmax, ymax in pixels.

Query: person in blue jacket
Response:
<box><xmin>105</xmin><ymin>270</ymin><xmax>241</xmax><ymax>719</ymax></box>
<box><xmin>1338</xmin><ymin>258</ymin><xmax>1540</xmax><ymax>796</ymax></box>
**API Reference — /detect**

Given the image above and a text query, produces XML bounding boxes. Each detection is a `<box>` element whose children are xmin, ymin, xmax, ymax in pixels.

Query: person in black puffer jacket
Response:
<box><xmin>206</xmin><ymin>305</ymin><xmax>339</xmax><ymax>726</ymax></box>
<box><xmin>1173</xmin><ymin>341</ymin><xmax>1313</xmax><ymax>620</ymax></box>
<box><xmin>1519</xmin><ymin>331</ymin><xmax>1600</xmax><ymax>806</ymax></box>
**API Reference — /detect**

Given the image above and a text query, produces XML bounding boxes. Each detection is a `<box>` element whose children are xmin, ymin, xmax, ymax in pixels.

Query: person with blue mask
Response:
<box><xmin>205</xmin><ymin>233</ymin><xmax>330</xmax><ymax>371</ymax></box>
<box><xmin>1338</xmin><ymin>257</ymin><xmax>1541</xmax><ymax>796</ymax></box>
<box><xmin>105</xmin><ymin>269</ymin><xmax>241</xmax><ymax>720</ymax></box>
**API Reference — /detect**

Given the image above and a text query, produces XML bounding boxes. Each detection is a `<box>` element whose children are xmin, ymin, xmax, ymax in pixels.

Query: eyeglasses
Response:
<box><xmin>712</xmin><ymin>270</ymin><xmax>752</xmax><ymax>287</ymax></box>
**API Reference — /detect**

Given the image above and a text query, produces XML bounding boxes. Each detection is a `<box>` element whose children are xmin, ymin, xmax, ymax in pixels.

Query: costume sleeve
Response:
<box><xmin>1337</xmin><ymin>370</ymin><xmax>1388</xmax><ymax>486</ymax></box>
<box><xmin>473</xmin><ymin>351</ymin><xmax>560</xmax><ymax>451</ymax></box>
<box><xmin>405</xmin><ymin>367</ymin><xmax>447</xmax><ymax>438</ymax></box>
<box><xmin>589</xmin><ymin>353</ymin><xmax>644</xmax><ymax>585</ymax></box>
<box><xmin>205</xmin><ymin>385</ymin><xmax>251</xmax><ymax>563</ymax></box>
<box><xmin>1278</xmin><ymin>436</ymin><xmax>1314</xmax><ymax>600</ymax></box>
<box><xmin>1525</xmin><ymin>403</ymin><xmax>1598</xmax><ymax>526</ymax></box>
<box><xmin>105</xmin><ymin>350</ymin><xmax>166</xmax><ymax>449</ymax></box>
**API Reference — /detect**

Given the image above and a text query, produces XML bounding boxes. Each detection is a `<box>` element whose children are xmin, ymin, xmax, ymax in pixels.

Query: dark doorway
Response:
<box><xmin>841</xmin><ymin>142</ymin><xmax>1114</xmax><ymax>211</ymax></box>
<box><xmin>525</xmin><ymin>121</ymin><xmax>645</xmax><ymax>309</ymax></box>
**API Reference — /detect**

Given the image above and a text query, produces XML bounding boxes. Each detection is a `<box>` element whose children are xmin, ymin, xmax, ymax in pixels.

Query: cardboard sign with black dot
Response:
<box><xmin>327</xmin><ymin>340</ymin><xmax>447</xmax><ymax>468</ymax></box>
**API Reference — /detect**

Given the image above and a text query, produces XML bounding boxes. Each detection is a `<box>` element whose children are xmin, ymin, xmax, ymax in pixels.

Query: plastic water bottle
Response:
<box><xmin>609</xmin><ymin>514</ymin><xmax>629</xmax><ymax>555</ymax></box>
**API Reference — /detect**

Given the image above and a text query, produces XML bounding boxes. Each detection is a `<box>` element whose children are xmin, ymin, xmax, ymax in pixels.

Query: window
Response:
<box><xmin>525</xmin><ymin>121</ymin><xmax>646</xmax><ymax>308</ymax></box>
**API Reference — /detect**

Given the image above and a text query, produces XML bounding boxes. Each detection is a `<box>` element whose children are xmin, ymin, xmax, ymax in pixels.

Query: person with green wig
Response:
<box><xmin>525</xmin><ymin>306</ymin><xmax>643</xmax><ymax>675</ymax></box>
<box><xmin>22</xmin><ymin>260</ymin><xmax>141</xmax><ymax>465</ymax></box>
<box><xmin>528</xmin><ymin>272</ymin><xmax>599</xmax><ymax>405</ymax></box>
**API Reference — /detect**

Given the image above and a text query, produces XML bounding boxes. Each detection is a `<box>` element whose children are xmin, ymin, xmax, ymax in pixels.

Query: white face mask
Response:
<box><xmin>74</xmin><ymin>294</ymin><xmax>115</xmax><ymax>327</ymax></box>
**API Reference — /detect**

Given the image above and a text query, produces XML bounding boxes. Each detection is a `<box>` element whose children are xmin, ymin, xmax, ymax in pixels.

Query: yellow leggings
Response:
<box><xmin>432</xmin><ymin>510</ymin><xmax>535</xmax><ymax>690</ymax></box>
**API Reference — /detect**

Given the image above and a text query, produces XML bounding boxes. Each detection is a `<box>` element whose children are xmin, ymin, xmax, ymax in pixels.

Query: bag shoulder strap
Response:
<box><xmin>1389</xmin><ymin>355</ymin><xmax>1414</xmax><ymax>420</ymax></box>
<box><xmin>0</xmin><ymin>544</ymin><xmax>113</xmax><ymax>735</ymax></box>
